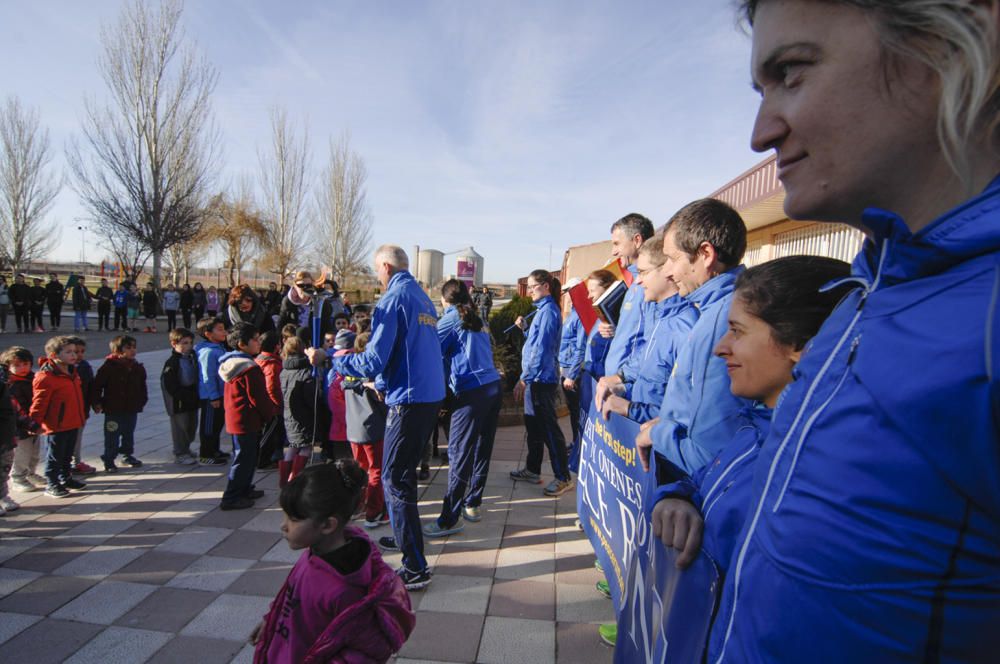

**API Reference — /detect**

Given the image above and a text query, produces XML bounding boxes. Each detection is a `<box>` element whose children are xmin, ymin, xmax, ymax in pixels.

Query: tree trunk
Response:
<box><xmin>152</xmin><ymin>251</ymin><xmax>162</xmax><ymax>288</ymax></box>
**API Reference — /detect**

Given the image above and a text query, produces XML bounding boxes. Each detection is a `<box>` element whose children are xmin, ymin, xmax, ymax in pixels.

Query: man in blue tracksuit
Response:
<box><xmin>332</xmin><ymin>245</ymin><xmax>444</xmax><ymax>591</ymax></box>
<box><xmin>599</xmin><ymin>233</ymin><xmax>698</xmax><ymax>423</ymax></box>
<box><xmin>601</xmin><ymin>213</ymin><xmax>655</xmax><ymax>376</ymax></box>
<box><xmin>636</xmin><ymin>198</ymin><xmax>750</xmax><ymax>477</ymax></box>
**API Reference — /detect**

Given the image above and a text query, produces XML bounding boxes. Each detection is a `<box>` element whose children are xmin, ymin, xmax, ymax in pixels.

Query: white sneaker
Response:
<box><xmin>0</xmin><ymin>496</ymin><xmax>20</xmax><ymax>512</ymax></box>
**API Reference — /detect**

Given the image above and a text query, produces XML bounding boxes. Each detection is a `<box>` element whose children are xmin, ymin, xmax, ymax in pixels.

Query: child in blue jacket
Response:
<box><xmin>195</xmin><ymin>316</ymin><xmax>229</xmax><ymax>465</ymax></box>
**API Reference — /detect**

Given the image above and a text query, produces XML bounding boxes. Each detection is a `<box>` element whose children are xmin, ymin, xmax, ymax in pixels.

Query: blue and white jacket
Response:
<box><xmin>650</xmin><ymin>267</ymin><xmax>750</xmax><ymax>474</ymax></box>
<box><xmin>195</xmin><ymin>339</ymin><xmax>225</xmax><ymax>401</ymax></box>
<box><xmin>709</xmin><ymin>175</ymin><xmax>1000</xmax><ymax>663</ymax></box>
<box><xmin>437</xmin><ymin>305</ymin><xmax>500</xmax><ymax>395</ymax></box>
<box><xmin>520</xmin><ymin>295</ymin><xmax>561</xmax><ymax>385</ymax></box>
<box><xmin>652</xmin><ymin>405</ymin><xmax>770</xmax><ymax>578</ymax></box>
<box><xmin>623</xmin><ymin>294</ymin><xmax>698</xmax><ymax>423</ymax></box>
<box><xmin>558</xmin><ymin>309</ymin><xmax>586</xmax><ymax>381</ymax></box>
<box><xmin>604</xmin><ymin>264</ymin><xmax>648</xmax><ymax>376</ymax></box>
<box><xmin>334</xmin><ymin>270</ymin><xmax>444</xmax><ymax>407</ymax></box>
<box><xmin>583</xmin><ymin>325</ymin><xmax>612</xmax><ymax>379</ymax></box>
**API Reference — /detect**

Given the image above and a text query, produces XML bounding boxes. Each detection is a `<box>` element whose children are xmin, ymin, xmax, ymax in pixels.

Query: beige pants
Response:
<box><xmin>11</xmin><ymin>436</ymin><xmax>40</xmax><ymax>479</ymax></box>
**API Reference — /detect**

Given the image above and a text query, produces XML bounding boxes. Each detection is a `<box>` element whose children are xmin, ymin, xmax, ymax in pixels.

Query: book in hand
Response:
<box><xmin>592</xmin><ymin>280</ymin><xmax>627</xmax><ymax>326</ymax></box>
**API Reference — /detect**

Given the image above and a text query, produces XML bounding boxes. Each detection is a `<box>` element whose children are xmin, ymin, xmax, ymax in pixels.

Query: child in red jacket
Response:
<box><xmin>250</xmin><ymin>460</ymin><xmax>415</xmax><ymax>664</ymax></box>
<box><xmin>91</xmin><ymin>335</ymin><xmax>148</xmax><ymax>472</ymax></box>
<box><xmin>219</xmin><ymin>322</ymin><xmax>277</xmax><ymax>511</ymax></box>
<box><xmin>254</xmin><ymin>330</ymin><xmax>285</xmax><ymax>470</ymax></box>
<box><xmin>29</xmin><ymin>336</ymin><xmax>87</xmax><ymax>498</ymax></box>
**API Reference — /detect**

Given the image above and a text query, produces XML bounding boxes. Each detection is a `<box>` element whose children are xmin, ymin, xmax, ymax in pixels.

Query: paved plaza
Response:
<box><xmin>0</xmin><ymin>348</ymin><xmax>615</xmax><ymax>663</ymax></box>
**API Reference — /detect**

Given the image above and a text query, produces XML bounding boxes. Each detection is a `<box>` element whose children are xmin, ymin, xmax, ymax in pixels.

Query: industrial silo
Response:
<box><xmin>455</xmin><ymin>247</ymin><xmax>484</xmax><ymax>288</ymax></box>
<box><xmin>417</xmin><ymin>248</ymin><xmax>444</xmax><ymax>287</ymax></box>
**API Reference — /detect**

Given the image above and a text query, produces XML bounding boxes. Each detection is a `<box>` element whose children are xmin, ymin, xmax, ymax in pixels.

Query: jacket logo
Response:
<box><xmin>418</xmin><ymin>313</ymin><xmax>437</xmax><ymax>327</ymax></box>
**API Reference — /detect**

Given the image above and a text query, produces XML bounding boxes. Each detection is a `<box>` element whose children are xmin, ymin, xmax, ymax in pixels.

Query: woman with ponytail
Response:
<box><xmin>424</xmin><ymin>279</ymin><xmax>502</xmax><ymax>536</ymax></box>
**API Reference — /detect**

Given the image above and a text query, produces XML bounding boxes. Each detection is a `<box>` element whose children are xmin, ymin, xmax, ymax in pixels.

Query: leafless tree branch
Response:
<box><xmin>314</xmin><ymin>132</ymin><xmax>373</xmax><ymax>284</ymax></box>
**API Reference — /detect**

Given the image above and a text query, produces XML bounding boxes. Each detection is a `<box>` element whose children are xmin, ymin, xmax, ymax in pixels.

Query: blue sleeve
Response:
<box><xmin>628</xmin><ymin>399</ymin><xmax>659</xmax><ymax>423</ymax></box>
<box><xmin>335</xmin><ymin>298</ymin><xmax>398</xmax><ymax>379</ymax></box>
<box><xmin>558</xmin><ymin>312</ymin><xmax>585</xmax><ymax>379</ymax></box>
<box><xmin>520</xmin><ymin>306</ymin><xmax>558</xmax><ymax>383</ymax></box>
<box><xmin>437</xmin><ymin>310</ymin><xmax>460</xmax><ymax>361</ymax></box>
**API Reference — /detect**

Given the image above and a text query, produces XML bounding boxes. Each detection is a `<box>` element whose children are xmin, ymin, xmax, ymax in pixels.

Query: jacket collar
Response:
<box><xmin>532</xmin><ymin>295</ymin><xmax>555</xmax><ymax>310</ymax></box>
<box><xmin>654</xmin><ymin>293</ymin><xmax>688</xmax><ymax>317</ymax></box>
<box><xmin>386</xmin><ymin>270</ymin><xmax>415</xmax><ymax>292</ymax></box>
<box><xmin>686</xmin><ymin>266</ymin><xmax>744</xmax><ymax>310</ymax></box>
<box><xmin>855</xmin><ymin>172</ymin><xmax>1000</xmax><ymax>288</ymax></box>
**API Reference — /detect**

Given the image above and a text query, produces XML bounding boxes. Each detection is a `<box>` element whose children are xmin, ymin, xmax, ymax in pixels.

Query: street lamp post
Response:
<box><xmin>77</xmin><ymin>224</ymin><xmax>87</xmax><ymax>274</ymax></box>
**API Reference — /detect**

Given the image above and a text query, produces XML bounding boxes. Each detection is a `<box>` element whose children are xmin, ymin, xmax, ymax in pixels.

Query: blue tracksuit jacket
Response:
<box><xmin>652</xmin><ymin>405</ymin><xmax>770</xmax><ymax>578</ymax></box>
<box><xmin>334</xmin><ymin>270</ymin><xmax>444</xmax><ymax>406</ymax></box>
<box><xmin>195</xmin><ymin>340</ymin><xmax>225</xmax><ymax>400</ymax></box>
<box><xmin>583</xmin><ymin>325</ymin><xmax>612</xmax><ymax>378</ymax></box>
<box><xmin>710</xmin><ymin>175</ymin><xmax>1000</xmax><ymax>663</ymax></box>
<box><xmin>603</xmin><ymin>264</ymin><xmax>648</xmax><ymax>376</ymax></box>
<box><xmin>623</xmin><ymin>294</ymin><xmax>698</xmax><ymax>423</ymax></box>
<box><xmin>650</xmin><ymin>267</ymin><xmax>751</xmax><ymax>474</ymax></box>
<box><xmin>558</xmin><ymin>309</ymin><xmax>586</xmax><ymax>381</ymax></box>
<box><xmin>520</xmin><ymin>295</ymin><xmax>560</xmax><ymax>384</ymax></box>
<box><xmin>437</xmin><ymin>305</ymin><xmax>499</xmax><ymax>395</ymax></box>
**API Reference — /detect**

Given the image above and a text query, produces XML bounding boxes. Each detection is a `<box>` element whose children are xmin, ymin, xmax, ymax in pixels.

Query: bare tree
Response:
<box><xmin>0</xmin><ymin>96</ymin><xmax>59</xmax><ymax>273</ymax></box>
<box><xmin>202</xmin><ymin>186</ymin><xmax>269</xmax><ymax>287</ymax></box>
<box><xmin>258</xmin><ymin>107</ymin><xmax>310</xmax><ymax>280</ymax></box>
<box><xmin>315</xmin><ymin>133</ymin><xmax>373</xmax><ymax>284</ymax></box>
<box><xmin>68</xmin><ymin>0</ymin><xmax>218</xmax><ymax>288</ymax></box>
<box><xmin>97</xmin><ymin>224</ymin><xmax>151</xmax><ymax>284</ymax></box>
<box><xmin>165</xmin><ymin>236</ymin><xmax>208</xmax><ymax>286</ymax></box>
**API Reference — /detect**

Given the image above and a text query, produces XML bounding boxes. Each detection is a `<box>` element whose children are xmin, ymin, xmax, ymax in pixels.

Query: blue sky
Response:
<box><xmin>0</xmin><ymin>1</ymin><xmax>764</xmax><ymax>283</ymax></box>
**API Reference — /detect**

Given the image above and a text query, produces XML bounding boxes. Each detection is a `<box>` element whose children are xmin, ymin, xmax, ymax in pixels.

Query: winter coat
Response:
<box><xmin>162</xmin><ymin>290</ymin><xmax>180</xmax><ymax>311</ymax></box>
<box><xmin>327</xmin><ymin>350</ymin><xmax>348</xmax><ymax>442</ymax></box>
<box><xmin>29</xmin><ymin>285</ymin><xmax>45</xmax><ymax>308</ymax></box>
<box><xmin>192</xmin><ymin>288</ymin><xmax>206</xmax><ymax>309</ymax></box>
<box><xmin>29</xmin><ymin>359</ymin><xmax>86</xmax><ymax>433</ymax></box>
<box><xmin>0</xmin><ymin>369</ymin><xmax>16</xmax><ymax>453</ymax></box>
<box><xmin>8</xmin><ymin>282</ymin><xmax>29</xmax><ymax>308</ymax></box>
<box><xmin>278</xmin><ymin>291</ymin><xmax>335</xmax><ymax>340</ymax></box>
<box><xmin>45</xmin><ymin>280</ymin><xmax>64</xmax><ymax>303</ymax></box>
<box><xmin>281</xmin><ymin>354</ymin><xmax>330</xmax><ymax>447</ymax></box>
<box><xmin>255</xmin><ymin>352</ymin><xmax>283</xmax><ymax>413</ymax></box>
<box><xmin>604</xmin><ymin>264</ymin><xmax>649</xmax><ymax>376</ymax></box>
<box><xmin>709</xmin><ymin>175</ymin><xmax>1000</xmax><ymax>664</ymax></box>
<box><xmin>205</xmin><ymin>289</ymin><xmax>219</xmax><ymax>312</ymax></box>
<box><xmin>583</xmin><ymin>325</ymin><xmax>612</xmax><ymax>378</ymax></box>
<box><xmin>195</xmin><ymin>340</ymin><xmax>226</xmax><ymax>401</ymax></box>
<box><xmin>71</xmin><ymin>283</ymin><xmax>92</xmax><ymax>311</ymax></box>
<box><xmin>179</xmin><ymin>289</ymin><xmax>193</xmax><ymax>310</ymax></box>
<box><xmin>621</xmin><ymin>294</ymin><xmax>698</xmax><ymax>423</ymax></box>
<box><xmin>0</xmin><ymin>283</ymin><xmax>8</xmax><ymax>306</ymax></box>
<box><xmin>142</xmin><ymin>290</ymin><xmax>159</xmax><ymax>318</ymax></box>
<box><xmin>519</xmin><ymin>295</ymin><xmax>560</xmax><ymax>385</ymax></box>
<box><xmin>558</xmin><ymin>309</ymin><xmax>586</xmax><ymax>382</ymax></box>
<box><xmin>95</xmin><ymin>286</ymin><xmax>114</xmax><ymax>309</ymax></box>
<box><xmin>223</xmin><ymin>296</ymin><xmax>275</xmax><ymax>333</ymax></box>
<box><xmin>343</xmin><ymin>378</ymin><xmax>387</xmax><ymax>444</ymax></box>
<box><xmin>254</xmin><ymin>527</ymin><xmax>415</xmax><ymax>664</ymax></box>
<box><xmin>437</xmin><ymin>305</ymin><xmax>500</xmax><ymax>395</ymax></box>
<box><xmin>219</xmin><ymin>351</ymin><xmax>277</xmax><ymax>434</ymax></box>
<box><xmin>75</xmin><ymin>360</ymin><xmax>95</xmax><ymax>415</ymax></box>
<box><xmin>649</xmin><ymin>267</ymin><xmax>751</xmax><ymax>475</ymax></box>
<box><xmin>333</xmin><ymin>270</ymin><xmax>445</xmax><ymax>406</ymax></box>
<box><xmin>90</xmin><ymin>355</ymin><xmax>149</xmax><ymax>415</ymax></box>
<box><xmin>7</xmin><ymin>370</ymin><xmax>37</xmax><ymax>438</ymax></box>
<box><xmin>160</xmin><ymin>351</ymin><xmax>200</xmax><ymax>415</ymax></box>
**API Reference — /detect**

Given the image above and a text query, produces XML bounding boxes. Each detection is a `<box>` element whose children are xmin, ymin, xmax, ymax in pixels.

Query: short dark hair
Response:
<box><xmin>352</xmin><ymin>304</ymin><xmax>370</xmax><ymax>315</ymax></box>
<box><xmin>259</xmin><ymin>330</ymin><xmax>281</xmax><ymax>355</ymax></box>
<box><xmin>197</xmin><ymin>316</ymin><xmax>225</xmax><ymax>339</ymax></box>
<box><xmin>734</xmin><ymin>255</ymin><xmax>853</xmax><ymax>350</ymax></box>
<box><xmin>44</xmin><ymin>336</ymin><xmax>75</xmax><ymax>356</ymax></box>
<box><xmin>109</xmin><ymin>335</ymin><xmax>137</xmax><ymax>354</ymax></box>
<box><xmin>280</xmin><ymin>459</ymin><xmax>367</xmax><ymax>525</ymax></box>
<box><xmin>169</xmin><ymin>328</ymin><xmax>195</xmax><ymax>344</ymax></box>
<box><xmin>333</xmin><ymin>312</ymin><xmax>350</xmax><ymax>323</ymax></box>
<box><xmin>0</xmin><ymin>346</ymin><xmax>33</xmax><ymax>367</ymax></box>
<box><xmin>227</xmin><ymin>322</ymin><xmax>258</xmax><ymax>350</ymax></box>
<box><xmin>610</xmin><ymin>213</ymin><xmax>655</xmax><ymax>242</ymax></box>
<box><xmin>664</xmin><ymin>198</ymin><xmax>747</xmax><ymax>268</ymax></box>
<box><xmin>65</xmin><ymin>336</ymin><xmax>86</xmax><ymax>348</ymax></box>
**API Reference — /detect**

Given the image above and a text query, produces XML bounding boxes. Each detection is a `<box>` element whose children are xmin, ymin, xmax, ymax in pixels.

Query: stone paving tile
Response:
<box><xmin>0</xmin><ymin>535</ymin><xmax>43</xmax><ymax>564</ymax></box>
<box><xmin>51</xmin><ymin>542</ymin><xmax>146</xmax><ymax>578</ymax></box>
<box><xmin>239</xmin><ymin>506</ymin><xmax>285</xmax><ymax>533</ymax></box>
<box><xmin>115</xmin><ymin>586</ymin><xmax>219</xmax><ymax>633</ymax></box>
<box><xmin>433</xmin><ymin>544</ymin><xmax>497</xmax><ymax>577</ymax></box>
<box><xmin>555</xmin><ymin>581</ymin><xmax>615</xmax><ymax>624</ymax></box>
<box><xmin>208</xmin><ymin>528</ymin><xmax>282</xmax><ymax>560</ymax></box>
<box><xmin>0</xmin><ymin>611</ymin><xmax>42</xmax><ymax>645</ymax></box>
<box><xmin>155</xmin><ymin>524</ymin><xmax>233</xmax><ymax>555</ymax></box>
<box><xmin>51</xmin><ymin>579</ymin><xmax>158</xmax><ymax>624</ymax></box>
<box><xmin>106</xmin><ymin>519</ymin><xmax>183</xmax><ymax>549</ymax></box>
<box><xmin>488</xmin><ymin>579</ymin><xmax>555</xmax><ymax>621</ymax></box>
<box><xmin>166</xmin><ymin>555</ymin><xmax>255</xmax><ymax>592</ymax></box>
<box><xmin>501</xmin><ymin>523</ymin><xmax>557</xmax><ymax>550</ymax></box>
<box><xmin>478</xmin><ymin>616</ymin><xmax>555</xmax><ymax>664</ymax></box>
<box><xmin>494</xmin><ymin>546</ymin><xmax>556</xmax><ymax>583</ymax></box>
<box><xmin>108</xmin><ymin>549</ymin><xmax>200</xmax><ymax>585</ymax></box>
<box><xmin>1</xmin><ymin>617</ymin><xmax>104</xmax><ymax>664</ymax></box>
<box><xmin>59</xmin><ymin>517</ymin><xmax>139</xmax><ymax>545</ymax></box>
<box><xmin>180</xmin><ymin>593</ymin><xmax>272</xmax><ymax>640</ymax></box>
<box><xmin>146</xmin><ymin>635</ymin><xmax>246</xmax><ymax>664</ymax></box>
<box><xmin>225</xmin><ymin>560</ymin><xmax>293</xmax><ymax>597</ymax></box>
<box><xmin>417</xmin><ymin>573</ymin><xmax>493</xmax><ymax>615</ymax></box>
<box><xmin>149</xmin><ymin>499</ymin><xmax>219</xmax><ymax>525</ymax></box>
<box><xmin>0</xmin><ymin>566</ymin><xmax>43</xmax><ymax>598</ymax></box>
<box><xmin>2</xmin><ymin>539</ymin><xmax>93</xmax><ymax>573</ymax></box>
<box><xmin>64</xmin><ymin>625</ymin><xmax>172</xmax><ymax>664</ymax></box>
<box><xmin>0</xmin><ymin>574</ymin><xmax>97</xmax><ymax>615</ymax></box>
<box><xmin>231</xmin><ymin>642</ymin><xmax>256</xmax><ymax>663</ymax></box>
<box><xmin>196</xmin><ymin>504</ymin><xmax>263</xmax><ymax>529</ymax></box>
<box><xmin>556</xmin><ymin>622</ymin><xmax>613</xmax><ymax>664</ymax></box>
<box><xmin>397</xmin><ymin>611</ymin><xmax>485</xmax><ymax>662</ymax></box>
<box><xmin>555</xmin><ymin>553</ymin><xmax>604</xmax><ymax>586</ymax></box>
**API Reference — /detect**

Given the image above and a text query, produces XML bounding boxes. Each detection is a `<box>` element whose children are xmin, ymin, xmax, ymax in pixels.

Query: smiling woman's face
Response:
<box><xmin>713</xmin><ymin>295</ymin><xmax>799</xmax><ymax>407</ymax></box>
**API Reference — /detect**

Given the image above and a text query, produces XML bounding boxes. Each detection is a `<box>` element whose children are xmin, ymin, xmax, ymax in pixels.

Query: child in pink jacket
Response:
<box><xmin>251</xmin><ymin>460</ymin><xmax>414</xmax><ymax>663</ymax></box>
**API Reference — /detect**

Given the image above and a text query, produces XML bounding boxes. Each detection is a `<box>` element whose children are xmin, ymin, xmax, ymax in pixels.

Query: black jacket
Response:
<box><xmin>279</xmin><ymin>354</ymin><xmax>330</xmax><ymax>447</ymax></box>
<box><xmin>277</xmin><ymin>295</ymin><xmax>334</xmax><ymax>340</ymax></box>
<box><xmin>45</xmin><ymin>280</ymin><xmax>65</xmax><ymax>302</ymax></box>
<box><xmin>160</xmin><ymin>351</ymin><xmax>200</xmax><ymax>415</ymax></box>
<box><xmin>8</xmin><ymin>283</ymin><xmax>29</xmax><ymax>307</ymax></box>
